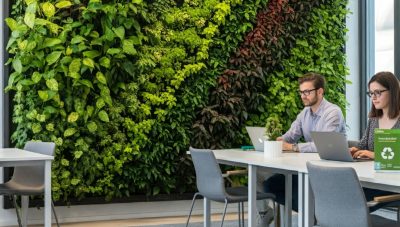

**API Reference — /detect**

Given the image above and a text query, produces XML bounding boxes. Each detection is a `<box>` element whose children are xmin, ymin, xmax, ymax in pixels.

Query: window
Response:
<box><xmin>375</xmin><ymin>0</ymin><xmax>394</xmax><ymax>73</ymax></box>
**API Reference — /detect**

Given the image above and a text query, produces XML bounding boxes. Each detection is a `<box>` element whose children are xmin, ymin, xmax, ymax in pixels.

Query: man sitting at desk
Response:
<box><xmin>261</xmin><ymin>72</ymin><xmax>346</xmax><ymax>216</ymax></box>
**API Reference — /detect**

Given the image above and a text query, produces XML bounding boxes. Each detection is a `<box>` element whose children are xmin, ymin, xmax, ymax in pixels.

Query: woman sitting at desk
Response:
<box><xmin>349</xmin><ymin>71</ymin><xmax>400</xmax><ymax>210</ymax></box>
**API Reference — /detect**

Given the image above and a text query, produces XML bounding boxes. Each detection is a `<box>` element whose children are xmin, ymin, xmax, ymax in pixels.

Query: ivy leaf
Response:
<box><xmin>5</xmin><ymin>18</ymin><xmax>18</xmax><ymax>31</ymax></box>
<box><xmin>12</xmin><ymin>59</ymin><xmax>22</xmax><ymax>74</ymax></box>
<box><xmin>106</xmin><ymin>48</ymin><xmax>121</xmax><ymax>55</ymax></box>
<box><xmin>32</xmin><ymin>72</ymin><xmax>42</xmax><ymax>83</ymax></box>
<box><xmin>132</xmin><ymin>0</ymin><xmax>143</xmax><ymax>4</ymax></box>
<box><xmin>74</xmin><ymin>150</ymin><xmax>83</xmax><ymax>159</ymax></box>
<box><xmin>46</xmin><ymin>123</ymin><xmax>54</xmax><ymax>131</ymax></box>
<box><xmin>87</xmin><ymin>121</ymin><xmax>97</xmax><ymax>132</ymax></box>
<box><xmin>67</xmin><ymin>112</ymin><xmax>79</xmax><ymax>123</ymax></box>
<box><xmin>42</xmin><ymin>2</ymin><xmax>56</xmax><ymax>18</ymax></box>
<box><xmin>69</xmin><ymin>59</ymin><xmax>81</xmax><ymax>73</ymax></box>
<box><xmin>79</xmin><ymin>79</ymin><xmax>93</xmax><ymax>89</ymax></box>
<box><xmin>61</xmin><ymin>158</ymin><xmax>70</xmax><ymax>166</ymax></box>
<box><xmin>96</xmin><ymin>72</ymin><xmax>107</xmax><ymax>84</ymax></box>
<box><xmin>83</xmin><ymin>50</ymin><xmax>101</xmax><ymax>58</ymax></box>
<box><xmin>71</xmin><ymin>35</ymin><xmax>86</xmax><ymax>44</ymax></box>
<box><xmin>113</xmin><ymin>26</ymin><xmax>125</xmax><ymax>40</ymax></box>
<box><xmin>64</xmin><ymin>128</ymin><xmax>77</xmax><ymax>137</ymax></box>
<box><xmin>98</xmin><ymin>110</ymin><xmax>109</xmax><ymax>122</ymax></box>
<box><xmin>24</xmin><ymin>12</ymin><xmax>36</xmax><ymax>29</ymax></box>
<box><xmin>46</xmin><ymin>78</ymin><xmax>59</xmax><ymax>91</ymax></box>
<box><xmin>122</xmin><ymin>40</ymin><xmax>137</xmax><ymax>55</ymax></box>
<box><xmin>83</xmin><ymin>58</ymin><xmax>95</xmax><ymax>68</ymax></box>
<box><xmin>42</xmin><ymin>38</ymin><xmax>62</xmax><ymax>48</ymax></box>
<box><xmin>38</xmin><ymin>90</ymin><xmax>49</xmax><ymax>101</ymax></box>
<box><xmin>55</xmin><ymin>1</ymin><xmax>72</xmax><ymax>9</ymax></box>
<box><xmin>96</xmin><ymin>98</ymin><xmax>105</xmax><ymax>109</ymax></box>
<box><xmin>99</xmin><ymin>57</ymin><xmax>110</xmax><ymax>68</ymax></box>
<box><xmin>32</xmin><ymin>123</ymin><xmax>42</xmax><ymax>134</ymax></box>
<box><xmin>46</xmin><ymin>51</ymin><xmax>62</xmax><ymax>65</ymax></box>
<box><xmin>71</xmin><ymin>178</ymin><xmax>80</xmax><ymax>185</ymax></box>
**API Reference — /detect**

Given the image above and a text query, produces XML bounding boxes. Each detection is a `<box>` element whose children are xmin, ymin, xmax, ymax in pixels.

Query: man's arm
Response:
<box><xmin>299</xmin><ymin>108</ymin><xmax>345</xmax><ymax>153</ymax></box>
<box><xmin>281</xmin><ymin>110</ymin><xmax>305</xmax><ymax>144</ymax></box>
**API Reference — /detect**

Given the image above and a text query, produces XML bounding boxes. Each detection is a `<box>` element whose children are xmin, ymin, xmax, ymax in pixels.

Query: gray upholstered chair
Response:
<box><xmin>306</xmin><ymin>162</ymin><xmax>398</xmax><ymax>227</ymax></box>
<box><xmin>0</xmin><ymin>141</ymin><xmax>60</xmax><ymax>227</ymax></box>
<box><xmin>186</xmin><ymin>147</ymin><xmax>276</xmax><ymax>227</ymax></box>
<box><xmin>348</xmin><ymin>140</ymin><xmax>400</xmax><ymax>219</ymax></box>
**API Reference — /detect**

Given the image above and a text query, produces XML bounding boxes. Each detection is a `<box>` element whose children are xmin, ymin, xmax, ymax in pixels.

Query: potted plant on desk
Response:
<box><xmin>264</xmin><ymin>116</ymin><xmax>283</xmax><ymax>158</ymax></box>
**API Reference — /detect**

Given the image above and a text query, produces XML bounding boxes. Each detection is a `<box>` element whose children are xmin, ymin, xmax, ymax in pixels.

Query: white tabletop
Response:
<box><xmin>0</xmin><ymin>148</ymin><xmax>54</xmax><ymax>162</ymax></box>
<box><xmin>213</xmin><ymin>149</ymin><xmax>400</xmax><ymax>192</ymax></box>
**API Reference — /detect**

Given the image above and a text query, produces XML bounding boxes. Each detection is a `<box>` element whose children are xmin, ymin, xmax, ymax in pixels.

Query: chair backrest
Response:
<box><xmin>306</xmin><ymin>162</ymin><xmax>372</xmax><ymax>227</ymax></box>
<box><xmin>189</xmin><ymin>147</ymin><xmax>227</xmax><ymax>201</ymax></box>
<box><xmin>11</xmin><ymin>141</ymin><xmax>56</xmax><ymax>189</ymax></box>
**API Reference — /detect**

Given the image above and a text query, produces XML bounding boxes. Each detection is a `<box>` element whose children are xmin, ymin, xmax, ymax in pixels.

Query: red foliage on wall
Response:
<box><xmin>192</xmin><ymin>0</ymin><xmax>297</xmax><ymax>149</ymax></box>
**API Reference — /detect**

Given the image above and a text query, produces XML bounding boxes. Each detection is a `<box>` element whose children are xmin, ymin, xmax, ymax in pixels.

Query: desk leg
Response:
<box><xmin>44</xmin><ymin>160</ymin><xmax>51</xmax><ymax>227</ymax></box>
<box><xmin>284</xmin><ymin>174</ymin><xmax>292</xmax><ymax>227</ymax></box>
<box><xmin>21</xmin><ymin>195</ymin><xmax>28</xmax><ymax>227</ymax></box>
<box><xmin>204</xmin><ymin>197</ymin><xmax>210</xmax><ymax>227</ymax></box>
<box><xmin>298</xmin><ymin>173</ymin><xmax>304</xmax><ymax>227</ymax></box>
<box><xmin>248</xmin><ymin>165</ymin><xmax>257</xmax><ymax>227</ymax></box>
<box><xmin>304</xmin><ymin>174</ymin><xmax>314</xmax><ymax>227</ymax></box>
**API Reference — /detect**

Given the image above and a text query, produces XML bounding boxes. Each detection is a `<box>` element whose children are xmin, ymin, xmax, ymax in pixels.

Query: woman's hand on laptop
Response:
<box><xmin>349</xmin><ymin>147</ymin><xmax>359</xmax><ymax>155</ymax></box>
<box><xmin>352</xmin><ymin>149</ymin><xmax>374</xmax><ymax>160</ymax></box>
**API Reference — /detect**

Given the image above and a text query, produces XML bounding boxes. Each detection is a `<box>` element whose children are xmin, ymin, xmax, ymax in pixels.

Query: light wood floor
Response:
<box><xmin>30</xmin><ymin>213</ymin><xmax>241</xmax><ymax>227</ymax></box>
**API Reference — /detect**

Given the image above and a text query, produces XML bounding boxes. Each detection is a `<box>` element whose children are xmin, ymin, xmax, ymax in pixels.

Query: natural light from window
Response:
<box><xmin>375</xmin><ymin>0</ymin><xmax>394</xmax><ymax>73</ymax></box>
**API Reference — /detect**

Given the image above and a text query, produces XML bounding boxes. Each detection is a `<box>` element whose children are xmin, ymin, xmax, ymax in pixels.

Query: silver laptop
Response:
<box><xmin>245</xmin><ymin>126</ymin><xmax>265</xmax><ymax>151</ymax></box>
<box><xmin>311</xmin><ymin>131</ymin><xmax>371</xmax><ymax>162</ymax></box>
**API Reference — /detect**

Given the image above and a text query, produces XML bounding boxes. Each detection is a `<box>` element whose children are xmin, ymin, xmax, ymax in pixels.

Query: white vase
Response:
<box><xmin>263</xmin><ymin>140</ymin><xmax>283</xmax><ymax>158</ymax></box>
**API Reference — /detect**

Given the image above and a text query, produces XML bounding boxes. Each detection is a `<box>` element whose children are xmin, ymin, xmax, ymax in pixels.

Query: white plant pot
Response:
<box><xmin>264</xmin><ymin>140</ymin><xmax>283</xmax><ymax>158</ymax></box>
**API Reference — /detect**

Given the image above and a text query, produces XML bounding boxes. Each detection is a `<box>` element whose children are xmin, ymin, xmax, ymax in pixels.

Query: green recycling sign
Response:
<box><xmin>381</xmin><ymin>147</ymin><xmax>394</xmax><ymax>160</ymax></box>
<box><xmin>374</xmin><ymin>129</ymin><xmax>400</xmax><ymax>171</ymax></box>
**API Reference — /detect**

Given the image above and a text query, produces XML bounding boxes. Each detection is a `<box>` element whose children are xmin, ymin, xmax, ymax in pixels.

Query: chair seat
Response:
<box><xmin>371</xmin><ymin>214</ymin><xmax>399</xmax><ymax>227</ymax></box>
<box><xmin>0</xmin><ymin>181</ymin><xmax>44</xmax><ymax>195</ymax></box>
<box><xmin>225</xmin><ymin>186</ymin><xmax>276</xmax><ymax>203</ymax></box>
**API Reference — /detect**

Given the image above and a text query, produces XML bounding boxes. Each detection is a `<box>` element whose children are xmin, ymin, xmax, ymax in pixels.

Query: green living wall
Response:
<box><xmin>5</xmin><ymin>0</ymin><xmax>348</xmax><ymax>201</ymax></box>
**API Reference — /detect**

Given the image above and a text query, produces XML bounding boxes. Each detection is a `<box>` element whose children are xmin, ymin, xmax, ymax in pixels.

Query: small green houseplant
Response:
<box><xmin>264</xmin><ymin>116</ymin><xmax>283</xmax><ymax>158</ymax></box>
<box><xmin>264</xmin><ymin>116</ymin><xmax>283</xmax><ymax>141</ymax></box>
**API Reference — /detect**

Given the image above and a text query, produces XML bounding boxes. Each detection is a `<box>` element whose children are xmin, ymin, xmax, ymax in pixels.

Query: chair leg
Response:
<box><xmin>12</xmin><ymin>195</ymin><xmax>23</xmax><ymax>227</ymax></box>
<box><xmin>51</xmin><ymin>199</ymin><xmax>60</xmax><ymax>227</ymax></box>
<box><xmin>185</xmin><ymin>192</ymin><xmax>200</xmax><ymax>227</ymax></box>
<box><xmin>397</xmin><ymin>206</ymin><xmax>400</xmax><ymax>222</ymax></box>
<box><xmin>241</xmin><ymin>202</ymin><xmax>244</xmax><ymax>227</ymax></box>
<box><xmin>273</xmin><ymin>201</ymin><xmax>278</xmax><ymax>227</ymax></box>
<box><xmin>237</xmin><ymin>203</ymin><xmax>241</xmax><ymax>227</ymax></box>
<box><xmin>220</xmin><ymin>200</ymin><xmax>228</xmax><ymax>227</ymax></box>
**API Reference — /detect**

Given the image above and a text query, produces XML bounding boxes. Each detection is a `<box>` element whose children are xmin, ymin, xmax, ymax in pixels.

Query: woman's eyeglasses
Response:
<box><xmin>366</xmin><ymin>89</ymin><xmax>388</xmax><ymax>98</ymax></box>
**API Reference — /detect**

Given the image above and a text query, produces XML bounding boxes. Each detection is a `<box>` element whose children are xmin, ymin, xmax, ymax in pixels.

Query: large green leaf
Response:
<box><xmin>46</xmin><ymin>51</ymin><xmax>62</xmax><ymax>65</ymax></box>
<box><xmin>55</xmin><ymin>1</ymin><xmax>72</xmax><ymax>9</ymax></box>
<box><xmin>122</xmin><ymin>40</ymin><xmax>137</xmax><ymax>55</ymax></box>
<box><xmin>64</xmin><ymin>128</ymin><xmax>77</xmax><ymax>137</ymax></box>
<box><xmin>12</xmin><ymin>59</ymin><xmax>22</xmax><ymax>73</ymax></box>
<box><xmin>42</xmin><ymin>2</ymin><xmax>56</xmax><ymax>17</ymax></box>
<box><xmin>46</xmin><ymin>78</ymin><xmax>59</xmax><ymax>91</ymax></box>
<box><xmin>98</xmin><ymin>110</ymin><xmax>109</xmax><ymax>122</ymax></box>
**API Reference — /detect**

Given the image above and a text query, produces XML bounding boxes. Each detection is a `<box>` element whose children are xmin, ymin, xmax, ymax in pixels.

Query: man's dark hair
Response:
<box><xmin>368</xmin><ymin>71</ymin><xmax>400</xmax><ymax>119</ymax></box>
<box><xmin>298</xmin><ymin>72</ymin><xmax>326</xmax><ymax>90</ymax></box>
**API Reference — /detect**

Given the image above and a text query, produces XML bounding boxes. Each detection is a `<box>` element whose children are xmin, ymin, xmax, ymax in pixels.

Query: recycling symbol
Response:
<box><xmin>381</xmin><ymin>147</ymin><xmax>395</xmax><ymax>160</ymax></box>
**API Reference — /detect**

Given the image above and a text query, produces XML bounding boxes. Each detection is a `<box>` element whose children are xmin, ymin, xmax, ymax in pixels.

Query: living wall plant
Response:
<box><xmin>192</xmin><ymin>0</ymin><xmax>349</xmax><ymax>149</ymax></box>
<box><xmin>6</xmin><ymin>0</ymin><xmax>269</xmax><ymax>201</ymax></box>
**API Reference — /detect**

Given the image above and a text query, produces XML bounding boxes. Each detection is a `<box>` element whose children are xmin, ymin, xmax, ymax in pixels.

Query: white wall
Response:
<box><xmin>0</xmin><ymin>0</ymin><xmax>362</xmax><ymax>225</ymax></box>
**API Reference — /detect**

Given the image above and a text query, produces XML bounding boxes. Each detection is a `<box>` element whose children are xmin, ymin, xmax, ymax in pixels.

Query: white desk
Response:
<box><xmin>211</xmin><ymin>149</ymin><xmax>319</xmax><ymax>227</ymax></box>
<box><xmin>209</xmin><ymin>149</ymin><xmax>400</xmax><ymax>227</ymax></box>
<box><xmin>0</xmin><ymin>148</ymin><xmax>54</xmax><ymax>227</ymax></box>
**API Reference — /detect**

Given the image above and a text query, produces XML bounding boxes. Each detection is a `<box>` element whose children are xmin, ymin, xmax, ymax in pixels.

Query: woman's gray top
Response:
<box><xmin>357</xmin><ymin>117</ymin><xmax>400</xmax><ymax>152</ymax></box>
